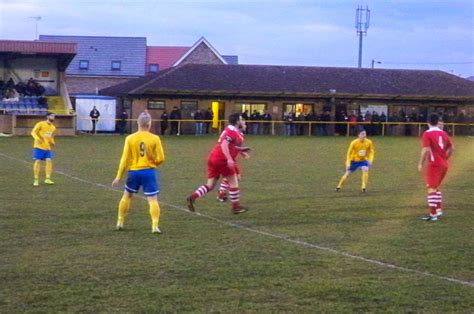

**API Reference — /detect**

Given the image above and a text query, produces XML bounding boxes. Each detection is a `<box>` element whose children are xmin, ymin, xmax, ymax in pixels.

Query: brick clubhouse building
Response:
<box><xmin>101</xmin><ymin>63</ymin><xmax>474</xmax><ymax>134</ymax></box>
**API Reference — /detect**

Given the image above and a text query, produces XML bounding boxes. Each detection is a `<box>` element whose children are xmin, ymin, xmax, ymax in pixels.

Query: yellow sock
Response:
<box><xmin>362</xmin><ymin>171</ymin><xmax>369</xmax><ymax>189</ymax></box>
<box><xmin>45</xmin><ymin>160</ymin><xmax>53</xmax><ymax>179</ymax></box>
<box><xmin>117</xmin><ymin>197</ymin><xmax>131</xmax><ymax>225</ymax></box>
<box><xmin>148</xmin><ymin>199</ymin><xmax>161</xmax><ymax>229</ymax></box>
<box><xmin>337</xmin><ymin>174</ymin><xmax>348</xmax><ymax>188</ymax></box>
<box><xmin>33</xmin><ymin>160</ymin><xmax>41</xmax><ymax>179</ymax></box>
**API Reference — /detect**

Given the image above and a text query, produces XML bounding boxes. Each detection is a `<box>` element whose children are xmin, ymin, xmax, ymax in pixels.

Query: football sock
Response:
<box><xmin>33</xmin><ymin>160</ymin><xmax>41</xmax><ymax>179</ymax></box>
<box><xmin>148</xmin><ymin>199</ymin><xmax>160</xmax><ymax>229</ymax></box>
<box><xmin>229</xmin><ymin>187</ymin><xmax>240</xmax><ymax>209</ymax></box>
<box><xmin>219</xmin><ymin>178</ymin><xmax>230</xmax><ymax>194</ymax></box>
<box><xmin>117</xmin><ymin>196</ymin><xmax>131</xmax><ymax>225</ymax></box>
<box><xmin>337</xmin><ymin>174</ymin><xmax>348</xmax><ymax>188</ymax></box>
<box><xmin>192</xmin><ymin>185</ymin><xmax>210</xmax><ymax>200</ymax></box>
<box><xmin>362</xmin><ymin>171</ymin><xmax>368</xmax><ymax>189</ymax></box>
<box><xmin>427</xmin><ymin>192</ymin><xmax>438</xmax><ymax>216</ymax></box>
<box><xmin>436</xmin><ymin>191</ymin><xmax>443</xmax><ymax>211</ymax></box>
<box><xmin>45</xmin><ymin>160</ymin><xmax>53</xmax><ymax>179</ymax></box>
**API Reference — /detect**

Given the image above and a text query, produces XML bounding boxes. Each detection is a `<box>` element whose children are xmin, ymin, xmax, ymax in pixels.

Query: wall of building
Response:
<box><xmin>66</xmin><ymin>76</ymin><xmax>132</xmax><ymax>95</ymax></box>
<box><xmin>179</xmin><ymin>42</ymin><xmax>225</xmax><ymax>66</ymax></box>
<box><xmin>7</xmin><ymin>57</ymin><xmax>59</xmax><ymax>95</ymax></box>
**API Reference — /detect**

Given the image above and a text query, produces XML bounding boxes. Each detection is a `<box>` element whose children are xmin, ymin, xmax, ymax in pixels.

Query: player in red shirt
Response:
<box><xmin>216</xmin><ymin>119</ymin><xmax>248</xmax><ymax>202</ymax></box>
<box><xmin>418</xmin><ymin>113</ymin><xmax>454</xmax><ymax>221</ymax></box>
<box><xmin>187</xmin><ymin>113</ymin><xmax>250</xmax><ymax>214</ymax></box>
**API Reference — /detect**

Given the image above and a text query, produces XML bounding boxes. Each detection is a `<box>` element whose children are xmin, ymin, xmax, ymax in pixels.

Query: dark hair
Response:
<box><xmin>356</xmin><ymin>126</ymin><xmax>366</xmax><ymax>134</ymax></box>
<box><xmin>228</xmin><ymin>113</ymin><xmax>241</xmax><ymax>125</ymax></box>
<box><xmin>428</xmin><ymin>113</ymin><xmax>439</xmax><ymax>126</ymax></box>
<box><xmin>46</xmin><ymin>112</ymin><xmax>55</xmax><ymax>117</ymax></box>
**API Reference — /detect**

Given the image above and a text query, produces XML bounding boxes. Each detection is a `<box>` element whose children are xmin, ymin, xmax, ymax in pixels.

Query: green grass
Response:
<box><xmin>0</xmin><ymin>134</ymin><xmax>473</xmax><ymax>312</ymax></box>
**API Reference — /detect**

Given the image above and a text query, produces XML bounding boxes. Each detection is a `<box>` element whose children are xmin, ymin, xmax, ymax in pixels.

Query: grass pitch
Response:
<box><xmin>0</xmin><ymin>135</ymin><xmax>473</xmax><ymax>312</ymax></box>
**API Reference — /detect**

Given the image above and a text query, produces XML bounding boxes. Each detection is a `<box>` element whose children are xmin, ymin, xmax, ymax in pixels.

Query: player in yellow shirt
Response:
<box><xmin>112</xmin><ymin>112</ymin><xmax>165</xmax><ymax>234</ymax></box>
<box><xmin>336</xmin><ymin>128</ymin><xmax>375</xmax><ymax>192</ymax></box>
<box><xmin>31</xmin><ymin>112</ymin><xmax>56</xmax><ymax>186</ymax></box>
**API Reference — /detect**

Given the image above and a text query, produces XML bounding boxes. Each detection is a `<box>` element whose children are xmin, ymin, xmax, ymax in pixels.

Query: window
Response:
<box><xmin>235</xmin><ymin>103</ymin><xmax>267</xmax><ymax>116</ymax></box>
<box><xmin>79</xmin><ymin>60</ymin><xmax>89</xmax><ymax>70</ymax></box>
<box><xmin>148</xmin><ymin>100</ymin><xmax>165</xmax><ymax>110</ymax></box>
<box><xmin>283</xmin><ymin>103</ymin><xmax>314</xmax><ymax>117</ymax></box>
<box><xmin>111</xmin><ymin>61</ymin><xmax>122</xmax><ymax>70</ymax></box>
<box><xmin>122</xmin><ymin>99</ymin><xmax>132</xmax><ymax>110</ymax></box>
<box><xmin>148</xmin><ymin>64</ymin><xmax>159</xmax><ymax>73</ymax></box>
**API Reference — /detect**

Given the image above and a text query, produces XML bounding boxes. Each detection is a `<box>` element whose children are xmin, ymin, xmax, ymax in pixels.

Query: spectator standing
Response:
<box><xmin>89</xmin><ymin>106</ymin><xmax>100</xmax><ymax>134</ymax></box>
<box><xmin>320</xmin><ymin>110</ymin><xmax>331</xmax><ymax>136</ymax></box>
<box><xmin>205</xmin><ymin>108</ymin><xmax>213</xmax><ymax>134</ymax></box>
<box><xmin>160</xmin><ymin>111</ymin><xmax>168</xmax><ymax>135</ymax></box>
<box><xmin>250</xmin><ymin>110</ymin><xmax>260</xmax><ymax>135</ymax></box>
<box><xmin>194</xmin><ymin>109</ymin><xmax>204</xmax><ymax>136</ymax></box>
<box><xmin>262</xmin><ymin>110</ymin><xmax>272</xmax><ymax>135</ymax></box>
<box><xmin>170</xmin><ymin>106</ymin><xmax>181</xmax><ymax>135</ymax></box>
<box><xmin>119</xmin><ymin>109</ymin><xmax>128</xmax><ymax>135</ymax></box>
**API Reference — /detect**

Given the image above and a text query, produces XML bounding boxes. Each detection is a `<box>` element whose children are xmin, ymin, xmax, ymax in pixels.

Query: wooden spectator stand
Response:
<box><xmin>10</xmin><ymin>114</ymin><xmax>76</xmax><ymax>136</ymax></box>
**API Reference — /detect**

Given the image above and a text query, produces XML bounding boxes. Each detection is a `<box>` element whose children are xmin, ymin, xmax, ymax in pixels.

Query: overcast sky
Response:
<box><xmin>1</xmin><ymin>0</ymin><xmax>473</xmax><ymax>77</ymax></box>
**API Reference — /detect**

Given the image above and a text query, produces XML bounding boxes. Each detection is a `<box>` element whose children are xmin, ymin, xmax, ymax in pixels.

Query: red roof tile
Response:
<box><xmin>146</xmin><ymin>46</ymin><xmax>189</xmax><ymax>71</ymax></box>
<box><xmin>0</xmin><ymin>40</ymin><xmax>76</xmax><ymax>54</ymax></box>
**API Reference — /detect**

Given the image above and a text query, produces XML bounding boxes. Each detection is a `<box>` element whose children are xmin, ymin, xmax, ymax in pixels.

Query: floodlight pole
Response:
<box><xmin>355</xmin><ymin>6</ymin><xmax>370</xmax><ymax>68</ymax></box>
<box><xmin>29</xmin><ymin>16</ymin><xmax>42</xmax><ymax>40</ymax></box>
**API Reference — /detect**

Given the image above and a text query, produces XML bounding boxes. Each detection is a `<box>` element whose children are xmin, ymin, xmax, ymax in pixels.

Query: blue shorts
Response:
<box><xmin>349</xmin><ymin>160</ymin><xmax>369</xmax><ymax>172</ymax></box>
<box><xmin>125</xmin><ymin>168</ymin><xmax>160</xmax><ymax>196</ymax></box>
<box><xmin>32</xmin><ymin>148</ymin><xmax>54</xmax><ymax>160</ymax></box>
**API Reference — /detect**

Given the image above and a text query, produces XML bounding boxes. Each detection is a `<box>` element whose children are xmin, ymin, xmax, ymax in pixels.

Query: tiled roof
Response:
<box><xmin>39</xmin><ymin>35</ymin><xmax>146</xmax><ymax>77</ymax></box>
<box><xmin>101</xmin><ymin>64</ymin><xmax>474</xmax><ymax>99</ymax></box>
<box><xmin>0</xmin><ymin>40</ymin><xmax>76</xmax><ymax>54</ymax></box>
<box><xmin>146</xmin><ymin>46</ymin><xmax>189</xmax><ymax>71</ymax></box>
<box><xmin>222</xmin><ymin>55</ymin><xmax>238</xmax><ymax>65</ymax></box>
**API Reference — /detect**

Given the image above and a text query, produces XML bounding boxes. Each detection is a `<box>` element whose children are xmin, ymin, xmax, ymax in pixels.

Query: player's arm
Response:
<box><xmin>446</xmin><ymin>138</ymin><xmax>455</xmax><ymax>160</ymax></box>
<box><xmin>113</xmin><ymin>138</ymin><xmax>131</xmax><ymax>185</ymax></box>
<box><xmin>154</xmin><ymin>137</ymin><xmax>165</xmax><ymax>167</ymax></box>
<box><xmin>31</xmin><ymin>123</ymin><xmax>43</xmax><ymax>143</ymax></box>
<box><xmin>418</xmin><ymin>146</ymin><xmax>430</xmax><ymax>172</ymax></box>
<box><xmin>367</xmin><ymin>141</ymin><xmax>375</xmax><ymax>165</ymax></box>
<box><xmin>220</xmin><ymin>139</ymin><xmax>235</xmax><ymax>168</ymax></box>
<box><xmin>345</xmin><ymin>141</ymin><xmax>354</xmax><ymax>169</ymax></box>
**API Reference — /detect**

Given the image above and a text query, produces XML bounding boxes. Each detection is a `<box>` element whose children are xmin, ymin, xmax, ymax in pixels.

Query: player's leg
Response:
<box><xmin>32</xmin><ymin>148</ymin><xmax>42</xmax><ymax>186</ymax></box>
<box><xmin>117</xmin><ymin>190</ymin><xmax>133</xmax><ymax>230</ymax></box>
<box><xmin>421</xmin><ymin>165</ymin><xmax>446</xmax><ymax>221</ymax></box>
<box><xmin>33</xmin><ymin>160</ymin><xmax>41</xmax><ymax>186</ymax></box>
<box><xmin>217</xmin><ymin>178</ymin><xmax>230</xmax><ymax>202</ymax></box>
<box><xmin>44</xmin><ymin>156</ymin><xmax>54</xmax><ymax>184</ymax></box>
<box><xmin>143</xmin><ymin>169</ymin><xmax>162</xmax><ymax>233</ymax></box>
<box><xmin>187</xmin><ymin>177</ymin><xmax>217</xmax><ymax>212</ymax></box>
<box><xmin>361</xmin><ymin>166</ymin><xmax>369</xmax><ymax>192</ymax></box>
<box><xmin>336</xmin><ymin>169</ymin><xmax>352</xmax><ymax>191</ymax></box>
<box><xmin>147</xmin><ymin>195</ymin><xmax>161</xmax><ymax>234</ymax></box>
<box><xmin>226</xmin><ymin>174</ymin><xmax>247</xmax><ymax>214</ymax></box>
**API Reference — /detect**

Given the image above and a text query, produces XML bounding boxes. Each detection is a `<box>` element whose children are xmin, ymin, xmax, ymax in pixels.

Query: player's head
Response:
<box><xmin>428</xmin><ymin>113</ymin><xmax>440</xmax><ymax>127</ymax></box>
<box><xmin>228</xmin><ymin>113</ymin><xmax>242</xmax><ymax>127</ymax></box>
<box><xmin>46</xmin><ymin>112</ymin><xmax>55</xmax><ymax>122</ymax></box>
<box><xmin>137</xmin><ymin>111</ymin><xmax>152</xmax><ymax>130</ymax></box>
<box><xmin>357</xmin><ymin>127</ymin><xmax>366</xmax><ymax>139</ymax></box>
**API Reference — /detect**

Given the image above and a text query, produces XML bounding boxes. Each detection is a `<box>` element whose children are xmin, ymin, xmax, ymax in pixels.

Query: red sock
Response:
<box><xmin>229</xmin><ymin>187</ymin><xmax>240</xmax><ymax>209</ymax></box>
<box><xmin>219</xmin><ymin>178</ymin><xmax>230</xmax><ymax>193</ymax></box>
<box><xmin>427</xmin><ymin>192</ymin><xmax>438</xmax><ymax>216</ymax></box>
<box><xmin>192</xmin><ymin>185</ymin><xmax>210</xmax><ymax>200</ymax></box>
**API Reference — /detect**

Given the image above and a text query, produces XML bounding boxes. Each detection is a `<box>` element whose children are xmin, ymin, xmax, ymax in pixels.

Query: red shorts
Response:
<box><xmin>207</xmin><ymin>159</ymin><xmax>239</xmax><ymax>179</ymax></box>
<box><xmin>425</xmin><ymin>165</ymin><xmax>448</xmax><ymax>189</ymax></box>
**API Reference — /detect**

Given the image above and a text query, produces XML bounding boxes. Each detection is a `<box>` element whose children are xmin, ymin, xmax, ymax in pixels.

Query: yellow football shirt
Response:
<box><xmin>31</xmin><ymin>121</ymin><xmax>56</xmax><ymax>150</ymax></box>
<box><xmin>345</xmin><ymin>138</ymin><xmax>375</xmax><ymax>167</ymax></box>
<box><xmin>115</xmin><ymin>131</ymin><xmax>165</xmax><ymax>180</ymax></box>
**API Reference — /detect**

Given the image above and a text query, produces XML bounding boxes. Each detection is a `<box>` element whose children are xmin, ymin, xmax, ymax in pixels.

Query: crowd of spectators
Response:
<box><xmin>0</xmin><ymin>78</ymin><xmax>46</xmax><ymax>101</ymax></box>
